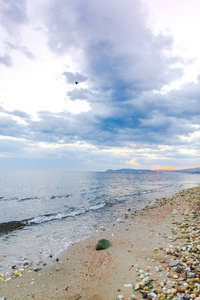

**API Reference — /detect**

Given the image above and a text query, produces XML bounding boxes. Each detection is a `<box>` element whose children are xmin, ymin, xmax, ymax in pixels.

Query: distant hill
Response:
<box><xmin>175</xmin><ymin>167</ymin><xmax>200</xmax><ymax>174</ymax></box>
<box><xmin>106</xmin><ymin>168</ymin><xmax>155</xmax><ymax>174</ymax></box>
<box><xmin>106</xmin><ymin>167</ymin><xmax>200</xmax><ymax>174</ymax></box>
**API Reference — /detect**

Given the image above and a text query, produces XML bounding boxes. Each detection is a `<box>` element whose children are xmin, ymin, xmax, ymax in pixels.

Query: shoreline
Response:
<box><xmin>1</xmin><ymin>186</ymin><xmax>200</xmax><ymax>299</ymax></box>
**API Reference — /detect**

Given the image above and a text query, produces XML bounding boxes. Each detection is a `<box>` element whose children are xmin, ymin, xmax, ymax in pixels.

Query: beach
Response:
<box><xmin>1</xmin><ymin>186</ymin><xmax>200</xmax><ymax>300</ymax></box>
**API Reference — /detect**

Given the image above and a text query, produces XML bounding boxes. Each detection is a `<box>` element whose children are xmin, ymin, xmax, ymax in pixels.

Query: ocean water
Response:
<box><xmin>0</xmin><ymin>169</ymin><xmax>199</xmax><ymax>274</ymax></box>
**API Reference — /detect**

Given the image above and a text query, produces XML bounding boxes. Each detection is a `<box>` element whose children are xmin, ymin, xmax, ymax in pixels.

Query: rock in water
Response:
<box><xmin>96</xmin><ymin>239</ymin><xmax>112</xmax><ymax>250</ymax></box>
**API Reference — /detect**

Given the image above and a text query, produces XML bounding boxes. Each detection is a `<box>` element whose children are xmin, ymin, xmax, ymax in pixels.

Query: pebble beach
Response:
<box><xmin>1</xmin><ymin>186</ymin><xmax>200</xmax><ymax>300</ymax></box>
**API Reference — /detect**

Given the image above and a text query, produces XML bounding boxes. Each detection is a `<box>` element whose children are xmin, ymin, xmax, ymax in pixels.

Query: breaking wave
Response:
<box><xmin>0</xmin><ymin>202</ymin><xmax>106</xmax><ymax>235</ymax></box>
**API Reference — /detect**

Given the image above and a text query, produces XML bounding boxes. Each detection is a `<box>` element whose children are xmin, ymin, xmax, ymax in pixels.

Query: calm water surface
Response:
<box><xmin>0</xmin><ymin>170</ymin><xmax>199</xmax><ymax>274</ymax></box>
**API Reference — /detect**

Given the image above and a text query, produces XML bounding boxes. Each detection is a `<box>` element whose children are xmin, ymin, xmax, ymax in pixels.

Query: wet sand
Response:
<box><xmin>1</xmin><ymin>186</ymin><xmax>200</xmax><ymax>300</ymax></box>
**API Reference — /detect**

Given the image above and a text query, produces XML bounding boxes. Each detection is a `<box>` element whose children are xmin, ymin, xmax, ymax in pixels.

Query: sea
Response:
<box><xmin>0</xmin><ymin>169</ymin><xmax>199</xmax><ymax>275</ymax></box>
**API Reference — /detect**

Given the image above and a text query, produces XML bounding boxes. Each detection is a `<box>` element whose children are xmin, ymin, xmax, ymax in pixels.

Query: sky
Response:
<box><xmin>0</xmin><ymin>0</ymin><xmax>200</xmax><ymax>171</ymax></box>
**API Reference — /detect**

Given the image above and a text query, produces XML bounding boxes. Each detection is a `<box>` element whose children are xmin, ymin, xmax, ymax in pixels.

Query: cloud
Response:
<box><xmin>0</xmin><ymin>0</ymin><xmax>27</xmax><ymax>33</ymax></box>
<box><xmin>42</xmin><ymin>0</ymin><xmax>186</xmax><ymax>151</ymax></box>
<box><xmin>5</xmin><ymin>41</ymin><xmax>35</xmax><ymax>60</ymax></box>
<box><xmin>126</xmin><ymin>159</ymin><xmax>140</xmax><ymax>166</ymax></box>
<box><xmin>46</xmin><ymin>0</ymin><xmax>183</xmax><ymax>95</ymax></box>
<box><xmin>67</xmin><ymin>88</ymin><xmax>91</xmax><ymax>101</ymax></box>
<box><xmin>0</xmin><ymin>0</ymin><xmax>35</xmax><ymax>66</ymax></box>
<box><xmin>10</xmin><ymin>109</ymin><xmax>30</xmax><ymax>119</ymax></box>
<box><xmin>63</xmin><ymin>71</ymin><xmax>88</xmax><ymax>84</ymax></box>
<box><xmin>0</xmin><ymin>0</ymin><xmax>199</xmax><ymax>170</ymax></box>
<box><xmin>0</xmin><ymin>53</ymin><xmax>12</xmax><ymax>67</ymax></box>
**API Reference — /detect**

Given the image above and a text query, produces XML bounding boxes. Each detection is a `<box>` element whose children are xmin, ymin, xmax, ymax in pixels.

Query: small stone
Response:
<box><xmin>124</xmin><ymin>284</ymin><xmax>132</xmax><ymax>287</ymax></box>
<box><xmin>96</xmin><ymin>239</ymin><xmax>112</xmax><ymax>250</ymax></box>
<box><xmin>171</xmin><ymin>288</ymin><xmax>177</xmax><ymax>295</ymax></box>
<box><xmin>4</xmin><ymin>277</ymin><xmax>12</xmax><ymax>282</ymax></box>
<box><xmin>142</xmin><ymin>292</ymin><xmax>147</xmax><ymax>298</ymax></box>
<box><xmin>177</xmin><ymin>287</ymin><xmax>186</xmax><ymax>293</ymax></box>
<box><xmin>187</xmin><ymin>278</ymin><xmax>194</xmax><ymax>284</ymax></box>
<box><xmin>167</xmin><ymin>289</ymin><xmax>172</xmax><ymax>294</ymax></box>
<box><xmin>160</xmin><ymin>281</ymin><xmax>164</xmax><ymax>288</ymax></box>
<box><xmin>12</xmin><ymin>265</ymin><xmax>17</xmax><ymax>269</ymax></box>
<box><xmin>148</xmin><ymin>292</ymin><xmax>157</xmax><ymax>299</ymax></box>
<box><xmin>169</xmin><ymin>259</ymin><xmax>179</xmax><ymax>267</ymax></box>
<box><xmin>135</xmin><ymin>282</ymin><xmax>140</xmax><ymax>290</ymax></box>
<box><xmin>175</xmin><ymin>266</ymin><xmax>182</xmax><ymax>273</ymax></box>
<box><xmin>33</xmin><ymin>268</ymin><xmax>42</xmax><ymax>272</ymax></box>
<box><xmin>182</xmin><ymin>272</ymin><xmax>187</xmax><ymax>279</ymax></box>
<box><xmin>142</xmin><ymin>276</ymin><xmax>150</xmax><ymax>285</ymax></box>
<box><xmin>183</xmin><ymin>282</ymin><xmax>189</xmax><ymax>287</ymax></box>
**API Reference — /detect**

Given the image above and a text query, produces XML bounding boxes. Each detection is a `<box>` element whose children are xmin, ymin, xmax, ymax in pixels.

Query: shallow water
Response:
<box><xmin>0</xmin><ymin>170</ymin><xmax>199</xmax><ymax>274</ymax></box>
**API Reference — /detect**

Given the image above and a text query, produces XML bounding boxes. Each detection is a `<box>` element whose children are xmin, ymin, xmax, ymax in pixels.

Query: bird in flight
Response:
<box><xmin>75</xmin><ymin>81</ymin><xmax>79</xmax><ymax>85</ymax></box>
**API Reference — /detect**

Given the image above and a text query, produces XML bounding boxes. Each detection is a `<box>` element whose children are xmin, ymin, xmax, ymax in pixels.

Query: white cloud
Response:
<box><xmin>126</xmin><ymin>159</ymin><xmax>140</xmax><ymax>166</ymax></box>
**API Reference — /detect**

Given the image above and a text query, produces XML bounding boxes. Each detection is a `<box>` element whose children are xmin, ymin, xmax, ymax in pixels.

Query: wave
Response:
<box><xmin>27</xmin><ymin>202</ymin><xmax>105</xmax><ymax>225</ymax></box>
<box><xmin>50</xmin><ymin>195</ymin><xmax>71</xmax><ymax>199</ymax></box>
<box><xmin>18</xmin><ymin>197</ymin><xmax>38</xmax><ymax>202</ymax></box>
<box><xmin>0</xmin><ymin>202</ymin><xmax>106</xmax><ymax>235</ymax></box>
<box><xmin>0</xmin><ymin>194</ymin><xmax>71</xmax><ymax>203</ymax></box>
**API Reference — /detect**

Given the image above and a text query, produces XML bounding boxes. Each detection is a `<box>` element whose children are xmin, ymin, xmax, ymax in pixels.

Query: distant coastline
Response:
<box><xmin>106</xmin><ymin>167</ymin><xmax>200</xmax><ymax>174</ymax></box>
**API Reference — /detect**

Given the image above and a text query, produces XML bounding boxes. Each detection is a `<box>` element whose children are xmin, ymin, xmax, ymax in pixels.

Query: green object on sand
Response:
<box><xmin>96</xmin><ymin>239</ymin><xmax>112</xmax><ymax>250</ymax></box>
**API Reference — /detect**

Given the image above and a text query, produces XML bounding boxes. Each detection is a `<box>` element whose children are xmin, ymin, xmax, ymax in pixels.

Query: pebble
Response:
<box><xmin>168</xmin><ymin>259</ymin><xmax>179</xmax><ymax>267</ymax></box>
<box><xmin>135</xmin><ymin>283</ymin><xmax>140</xmax><ymax>290</ymax></box>
<box><xmin>127</xmin><ymin>188</ymin><xmax>200</xmax><ymax>300</ymax></box>
<box><xmin>124</xmin><ymin>284</ymin><xmax>132</xmax><ymax>287</ymax></box>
